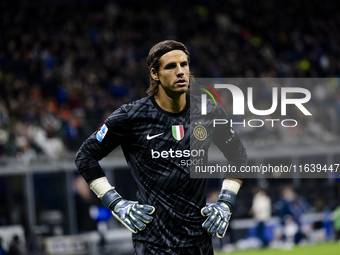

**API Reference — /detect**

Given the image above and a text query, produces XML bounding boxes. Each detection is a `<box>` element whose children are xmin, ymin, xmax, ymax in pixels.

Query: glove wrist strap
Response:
<box><xmin>102</xmin><ymin>189</ymin><xmax>122</xmax><ymax>210</ymax></box>
<box><xmin>218</xmin><ymin>190</ymin><xmax>237</xmax><ymax>211</ymax></box>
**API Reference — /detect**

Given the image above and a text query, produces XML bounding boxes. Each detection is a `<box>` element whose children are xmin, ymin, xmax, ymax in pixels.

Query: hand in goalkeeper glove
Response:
<box><xmin>201</xmin><ymin>189</ymin><xmax>236</xmax><ymax>238</ymax></box>
<box><xmin>201</xmin><ymin>201</ymin><xmax>231</xmax><ymax>238</ymax></box>
<box><xmin>102</xmin><ymin>189</ymin><xmax>155</xmax><ymax>233</ymax></box>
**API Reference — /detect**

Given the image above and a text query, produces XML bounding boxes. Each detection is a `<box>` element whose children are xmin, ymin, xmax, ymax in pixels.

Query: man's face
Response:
<box><xmin>152</xmin><ymin>50</ymin><xmax>190</xmax><ymax>96</ymax></box>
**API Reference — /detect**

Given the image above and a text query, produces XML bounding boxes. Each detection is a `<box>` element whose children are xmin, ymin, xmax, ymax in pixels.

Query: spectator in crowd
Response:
<box><xmin>250</xmin><ymin>187</ymin><xmax>272</xmax><ymax>247</ymax></box>
<box><xmin>8</xmin><ymin>235</ymin><xmax>23</xmax><ymax>255</ymax></box>
<box><xmin>274</xmin><ymin>185</ymin><xmax>308</xmax><ymax>245</ymax></box>
<box><xmin>289</xmin><ymin>189</ymin><xmax>309</xmax><ymax>244</ymax></box>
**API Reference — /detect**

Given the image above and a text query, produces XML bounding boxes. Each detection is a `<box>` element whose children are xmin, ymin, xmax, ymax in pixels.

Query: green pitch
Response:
<box><xmin>215</xmin><ymin>242</ymin><xmax>340</xmax><ymax>255</ymax></box>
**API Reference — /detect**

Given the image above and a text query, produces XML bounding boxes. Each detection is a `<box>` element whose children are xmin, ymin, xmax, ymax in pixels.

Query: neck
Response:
<box><xmin>154</xmin><ymin>90</ymin><xmax>187</xmax><ymax>113</ymax></box>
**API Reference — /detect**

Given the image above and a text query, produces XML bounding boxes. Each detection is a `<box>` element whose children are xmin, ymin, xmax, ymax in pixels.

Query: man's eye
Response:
<box><xmin>166</xmin><ymin>64</ymin><xmax>176</xmax><ymax>69</ymax></box>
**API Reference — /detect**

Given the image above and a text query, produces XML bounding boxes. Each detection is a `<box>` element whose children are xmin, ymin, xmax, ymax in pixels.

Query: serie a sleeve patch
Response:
<box><xmin>96</xmin><ymin>124</ymin><xmax>108</xmax><ymax>142</ymax></box>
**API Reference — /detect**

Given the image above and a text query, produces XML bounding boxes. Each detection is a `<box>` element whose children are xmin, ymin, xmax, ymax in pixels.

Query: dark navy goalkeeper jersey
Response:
<box><xmin>75</xmin><ymin>94</ymin><xmax>247</xmax><ymax>248</ymax></box>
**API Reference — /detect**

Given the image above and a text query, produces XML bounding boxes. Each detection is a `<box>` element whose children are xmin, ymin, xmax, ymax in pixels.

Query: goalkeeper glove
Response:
<box><xmin>90</xmin><ymin>177</ymin><xmax>155</xmax><ymax>233</ymax></box>
<box><xmin>201</xmin><ymin>180</ymin><xmax>240</xmax><ymax>238</ymax></box>
<box><xmin>102</xmin><ymin>189</ymin><xmax>155</xmax><ymax>233</ymax></box>
<box><xmin>201</xmin><ymin>199</ymin><xmax>231</xmax><ymax>238</ymax></box>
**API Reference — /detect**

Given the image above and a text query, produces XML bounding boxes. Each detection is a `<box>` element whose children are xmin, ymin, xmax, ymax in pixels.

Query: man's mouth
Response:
<box><xmin>176</xmin><ymin>79</ymin><xmax>187</xmax><ymax>86</ymax></box>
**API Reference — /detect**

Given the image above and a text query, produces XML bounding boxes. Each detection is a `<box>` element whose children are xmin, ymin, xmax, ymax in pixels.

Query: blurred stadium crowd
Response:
<box><xmin>0</xmin><ymin>0</ymin><xmax>340</xmax><ymax>161</ymax></box>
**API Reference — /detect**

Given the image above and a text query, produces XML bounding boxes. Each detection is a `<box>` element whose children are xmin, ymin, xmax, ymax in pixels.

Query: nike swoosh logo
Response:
<box><xmin>146</xmin><ymin>133</ymin><xmax>164</xmax><ymax>140</ymax></box>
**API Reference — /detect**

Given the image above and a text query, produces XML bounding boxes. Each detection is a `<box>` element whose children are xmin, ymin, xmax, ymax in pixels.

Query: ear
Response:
<box><xmin>150</xmin><ymin>68</ymin><xmax>159</xmax><ymax>81</ymax></box>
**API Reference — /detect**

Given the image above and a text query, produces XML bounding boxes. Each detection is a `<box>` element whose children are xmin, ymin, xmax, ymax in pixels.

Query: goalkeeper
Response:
<box><xmin>75</xmin><ymin>40</ymin><xmax>247</xmax><ymax>254</ymax></box>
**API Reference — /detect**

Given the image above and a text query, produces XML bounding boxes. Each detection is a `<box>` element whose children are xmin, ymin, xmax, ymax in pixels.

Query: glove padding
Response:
<box><xmin>201</xmin><ymin>201</ymin><xmax>231</xmax><ymax>238</ymax></box>
<box><xmin>111</xmin><ymin>199</ymin><xmax>155</xmax><ymax>233</ymax></box>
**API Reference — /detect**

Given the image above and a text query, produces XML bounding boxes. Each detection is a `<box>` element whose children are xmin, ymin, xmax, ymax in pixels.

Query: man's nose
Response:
<box><xmin>176</xmin><ymin>64</ymin><xmax>184</xmax><ymax>76</ymax></box>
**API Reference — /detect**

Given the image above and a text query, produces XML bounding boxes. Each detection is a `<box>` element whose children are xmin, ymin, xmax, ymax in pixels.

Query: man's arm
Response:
<box><xmin>75</xmin><ymin>108</ymin><xmax>128</xmax><ymax>183</ymax></box>
<box><xmin>75</xmin><ymin>108</ymin><xmax>155</xmax><ymax>233</ymax></box>
<box><xmin>212</xmin><ymin>105</ymin><xmax>248</xmax><ymax>172</ymax></box>
<box><xmin>201</xmin><ymin>105</ymin><xmax>247</xmax><ymax>238</ymax></box>
<box><xmin>201</xmin><ymin>178</ymin><xmax>242</xmax><ymax>238</ymax></box>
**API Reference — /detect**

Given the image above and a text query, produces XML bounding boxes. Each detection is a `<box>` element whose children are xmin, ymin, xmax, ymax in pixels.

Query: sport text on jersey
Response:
<box><xmin>151</xmin><ymin>148</ymin><xmax>205</xmax><ymax>168</ymax></box>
